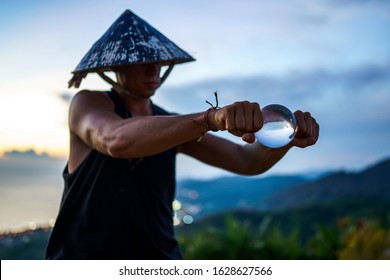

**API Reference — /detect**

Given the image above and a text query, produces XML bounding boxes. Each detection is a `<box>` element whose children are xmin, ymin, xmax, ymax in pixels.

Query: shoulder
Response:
<box><xmin>70</xmin><ymin>90</ymin><xmax>114</xmax><ymax>111</ymax></box>
<box><xmin>68</xmin><ymin>90</ymin><xmax>117</xmax><ymax>128</ymax></box>
<box><xmin>71</xmin><ymin>90</ymin><xmax>112</xmax><ymax>104</ymax></box>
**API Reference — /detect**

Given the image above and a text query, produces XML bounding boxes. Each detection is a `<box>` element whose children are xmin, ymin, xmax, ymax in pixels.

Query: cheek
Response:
<box><xmin>121</xmin><ymin>72</ymin><xmax>139</xmax><ymax>84</ymax></box>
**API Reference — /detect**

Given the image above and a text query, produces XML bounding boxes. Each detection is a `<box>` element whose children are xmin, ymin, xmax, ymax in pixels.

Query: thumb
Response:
<box><xmin>242</xmin><ymin>133</ymin><xmax>256</xmax><ymax>143</ymax></box>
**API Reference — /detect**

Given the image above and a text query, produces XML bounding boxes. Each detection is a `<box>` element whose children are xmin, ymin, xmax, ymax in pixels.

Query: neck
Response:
<box><xmin>117</xmin><ymin>92</ymin><xmax>153</xmax><ymax>117</ymax></box>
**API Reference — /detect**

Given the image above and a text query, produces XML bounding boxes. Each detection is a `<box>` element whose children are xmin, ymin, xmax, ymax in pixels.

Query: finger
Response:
<box><xmin>309</xmin><ymin>116</ymin><xmax>320</xmax><ymax>142</ymax></box>
<box><xmin>234</xmin><ymin>102</ymin><xmax>246</xmax><ymax>131</ymax></box>
<box><xmin>292</xmin><ymin>137</ymin><xmax>316</xmax><ymax>148</ymax></box>
<box><xmin>304</xmin><ymin>112</ymin><xmax>313</xmax><ymax>137</ymax></box>
<box><xmin>224</xmin><ymin>105</ymin><xmax>236</xmax><ymax>131</ymax></box>
<box><xmin>293</xmin><ymin>124</ymin><xmax>319</xmax><ymax>148</ymax></box>
<box><xmin>291</xmin><ymin>111</ymin><xmax>320</xmax><ymax>148</ymax></box>
<box><xmin>294</xmin><ymin>110</ymin><xmax>306</xmax><ymax>137</ymax></box>
<box><xmin>242</xmin><ymin>132</ymin><xmax>256</xmax><ymax>143</ymax></box>
<box><xmin>253</xmin><ymin>103</ymin><xmax>263</xmax><ymax>131</ymax></box>
<box><xmin>314</xmin><ymin>120</ymin><xmax>320</xmax><ymax>142</ymax></box>
<box><xmin>245</xmin><ymin>103</ymin><xmax>254</xmax><ymax>132</ymax></box>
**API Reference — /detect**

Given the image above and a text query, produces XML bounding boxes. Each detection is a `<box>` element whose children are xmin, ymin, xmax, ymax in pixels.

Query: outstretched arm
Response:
<box><xmin>178</xmin><ymin>108</ymin><xmax>320</xmax><ymax>176</ymax></box>
<box><xmin>69</xmin><ymin>90</ymin><xmax>318</xmax><ymax>175</ymax></box>
<box><xmin>69</xmin><ymin>90</ymin><xmax>214</xmax><ymax>159</ymax></box>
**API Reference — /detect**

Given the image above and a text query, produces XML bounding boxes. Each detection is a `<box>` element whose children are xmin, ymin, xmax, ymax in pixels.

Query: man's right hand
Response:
<box><xmin>207</xmin><ymin>101</ymin><xmax>264</xmax><ymax>143</ymax></box>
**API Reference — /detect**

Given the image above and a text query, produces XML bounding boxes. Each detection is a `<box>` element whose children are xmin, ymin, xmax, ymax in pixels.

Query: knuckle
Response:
<box><xmin>224</xmin><ymin>105</ymin><xmax>234</xmax><ymax>114</ymax></box>
<box><xmin>255</xmin><ymin>122</ymin><xmax>263</xmax><ymax>131</ymax></box>
<box><xmin>234</xmin><ymin>100</ymin><xmax>251</xmax><ymax>107</ymax></box>
<box><xmin>252</xmin><ymin>102</ymin><xmax>261</xmax><ymax>110</ymax></box>
<box><xmin>237</xmin><ymin>125</ymin><xmax>245</xmax><ymax>131</ymax></box>
<box><xmin>226</xmin><ymin>124</ymin><xmax>235</xmax><ymax>131</ymax></box>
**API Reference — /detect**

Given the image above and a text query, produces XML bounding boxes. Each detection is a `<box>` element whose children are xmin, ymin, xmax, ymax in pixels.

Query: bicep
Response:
<box><xmin>69</xmin><ymin>91</ymin><xmax>123</xmax><ymax>155</ymax></box>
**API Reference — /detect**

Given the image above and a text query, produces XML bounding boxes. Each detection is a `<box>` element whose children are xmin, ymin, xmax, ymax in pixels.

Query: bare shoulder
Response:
<box><xmin>70</xmin><ymin>90</ymin><xmax>114</xmax><ymax>111</ymax></box>
<box><xmin>67</xmin><ymin>90</ymin><xmax>116</xmax><ymax>172</ymax></box>
<box><xmin>68</xmin><ymin>90</ymin><xmax>117</xmax><ymax>134</ymax></box>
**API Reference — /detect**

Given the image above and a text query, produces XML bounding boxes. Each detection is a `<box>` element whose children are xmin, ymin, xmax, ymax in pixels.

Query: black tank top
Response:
<box><xmin>46</xmin><ymin>91</ymin><xmax>181</xmax><ymax>259</ymax></box>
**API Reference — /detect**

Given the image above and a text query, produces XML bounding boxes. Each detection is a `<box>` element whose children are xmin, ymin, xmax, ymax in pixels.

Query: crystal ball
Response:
<box><xmin>255</xmin><ymin>104</ymin><xmax>297</xmax><ymax>148</ymax></box>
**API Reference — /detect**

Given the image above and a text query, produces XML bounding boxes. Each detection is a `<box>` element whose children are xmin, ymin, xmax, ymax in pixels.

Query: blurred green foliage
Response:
<box><xmin>1</xmin><ymin>213</ymin><xmax>389</xmax><ymax>260</ymax></box>
<box><xmin>178</xmin><ymin>214</ymin><xmax>390</xmax><ymax>260</ymax></box>
<box><xmin>177</xmin><ymin>194</ymin><xmax>390</xmax><ymax>260</ymax></box>
<box><xmin>0</xmin><ymin>229</ymin><xmax>50</xmax><ymax>260</ymax></box>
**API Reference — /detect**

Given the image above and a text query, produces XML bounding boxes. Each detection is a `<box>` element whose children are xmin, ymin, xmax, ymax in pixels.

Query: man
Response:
<box><xmin>46</xmin><ymin>10</ymin><xmax>319</xmax><ymax>259</ymax></box>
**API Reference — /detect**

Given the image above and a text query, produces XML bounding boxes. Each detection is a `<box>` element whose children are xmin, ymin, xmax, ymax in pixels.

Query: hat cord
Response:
<box><xmin>96</xmin><ymin>71</ymin><xmax>140</xmax><ymax>99</ymax></box>
<box><xmin>96</xmin><ymin>63</ymin><xmax>175</xmax><ymax>98</ymax></box>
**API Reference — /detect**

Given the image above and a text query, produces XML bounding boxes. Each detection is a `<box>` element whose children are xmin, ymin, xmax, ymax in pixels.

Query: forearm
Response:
<box><xmin>102</xmin><ymin>113</ymin><xmax>207</xmax><ymax>158</ymax></box>
<box><xmin>238</xmin><ymin>141</ymin><xmax>292</xmax><ymax>175</ymax></box>
<box><xmin>179</xmin><ymin>133</ymin><xmax>292</xmax><ymax>176</ymax></box>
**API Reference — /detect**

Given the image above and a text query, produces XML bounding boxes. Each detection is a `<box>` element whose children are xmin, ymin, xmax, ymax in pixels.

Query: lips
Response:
<box><xmin>144</xmin><ymin>81</ymin><xmax>160</xmax><ymax>88</ymax></box>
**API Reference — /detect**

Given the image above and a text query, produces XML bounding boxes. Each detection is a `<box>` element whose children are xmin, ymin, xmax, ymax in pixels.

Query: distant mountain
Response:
<box><xmin>176</xmin><ymin>175</ymin><xmax>309</xmax><ymax>218</ymax></box>
<box><xmin>2</xmin><ymin>158</ymin><xmax>390</xmax><ymax>259</ymax></box>
<box><xmin>176</xmin><ymin>194</ymin><xmax>390</xmax><ymax>243</ymax></box>
<box><xmin>177</xmin><ymin>157</ymin><xmax>390</xmax><ymax>238</ymax></box>
<box><xmin>262</xmin><ymin>158</ymin><xmax>390</xmax><ymax>211</ymax></box>
<box><xmin>176</xmin><ymin>157</ymin><xmax>390</xmax><ymax>220</ymax></box>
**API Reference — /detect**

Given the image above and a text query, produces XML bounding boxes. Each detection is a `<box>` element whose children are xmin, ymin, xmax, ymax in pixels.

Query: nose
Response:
<box><xmin>145</xmin><ymin>63</ymin><xmax>161</xmax><ymax>76</ymax></box>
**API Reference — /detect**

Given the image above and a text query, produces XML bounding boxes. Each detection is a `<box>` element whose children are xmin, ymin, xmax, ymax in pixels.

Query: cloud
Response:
<box><xmin>0</xmin><ymin>150</ymin><xmax>66</xmax><ymax>187</ymax></box>
<box><xmin>159</xmin><ymin>62</ymin><xmax>390</xmax><ymax>138</ymax></box>
<box><xmin>0</xmin><ymin>149</ymin><xmax>65</xmax><ymax>232</ymax></box>
<box><xmin>327</xmin><ymin>0</ymin><xmax>390</xmax><ymax>7</ymax></box>
<box><xmin>159</xmin><ymin>62</ymin><xmax>390</xmax><ymax>112</ymax></box>
<box><xmin>58</xmin><ymin>91</ymin><xmax>73</xmax><ymax>104</ymax></box>
<box><xmin>156</xmin><ymin>61</ymin><xmax>390</xmax><ymax>176</ymax></box>
<box><xmin>1</xmin><ymin>0</ymin><xmax>389</xmax><ymax>179</ymax></box>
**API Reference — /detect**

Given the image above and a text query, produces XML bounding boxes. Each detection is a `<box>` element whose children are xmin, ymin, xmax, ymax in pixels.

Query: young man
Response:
<box><xmin>46</xmin><ymin>10</ymin><xmax>319</xmax><ymax>259</ymax></box>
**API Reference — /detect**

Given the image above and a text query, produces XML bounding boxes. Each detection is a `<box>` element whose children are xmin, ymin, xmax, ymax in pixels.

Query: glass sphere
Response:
<box><xmin>255</xmin><ymin>104</ymin><xmax>297</xmax><ymax>148</ymax></box>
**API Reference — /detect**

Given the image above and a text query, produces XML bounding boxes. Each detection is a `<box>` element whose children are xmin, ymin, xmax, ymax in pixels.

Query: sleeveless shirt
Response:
<box><xmin>46</xmin><ymin>91</ymin><xmax>181</xmax><ymax>259</ymax></box>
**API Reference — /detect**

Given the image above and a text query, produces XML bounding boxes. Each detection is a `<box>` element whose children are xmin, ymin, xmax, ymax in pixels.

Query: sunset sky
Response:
<box><xmin>1</xmin><ymin>0</ymin><xmax>390</xmax><ymax>179</ymax></box>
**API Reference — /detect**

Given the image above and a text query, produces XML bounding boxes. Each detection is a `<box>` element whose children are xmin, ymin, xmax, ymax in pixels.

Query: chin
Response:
<box><xmin>142</xmin><ymin>90</ymin><xmax>156</xmax><ymax>99</ymax></box>
<box><xmin>145</xmin><ymin>87</ymin><xmax>158</xmax><ymax>96</ymax></box>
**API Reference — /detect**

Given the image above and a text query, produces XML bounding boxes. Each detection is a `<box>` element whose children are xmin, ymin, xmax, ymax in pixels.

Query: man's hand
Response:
<box><xmin>290</xmin><ymin>110</ymin><xmax>320</xmax><ymax>148</ymax></box>
<box><xmin>207</xmin><ymin>102</ymin><xmax>320</xmax><ymax>147</ymax></box>
<box><xmin>207</xmin><ymin>101</ymin><xmax>263</xmax><ymax>143</ymax></box>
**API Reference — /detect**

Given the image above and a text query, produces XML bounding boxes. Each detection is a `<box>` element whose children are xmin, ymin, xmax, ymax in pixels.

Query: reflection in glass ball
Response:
<box><xmin>255</xmin><ymin>104</ymin><xmax>297</xmax><ymax>148</ymax></box>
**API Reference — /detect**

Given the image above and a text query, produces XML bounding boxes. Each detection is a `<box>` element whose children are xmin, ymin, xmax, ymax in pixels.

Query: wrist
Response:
<box><xmin>191</xmin><ymin>108</ymin><xmax>219</xmax><ymax>142</ymax></box>
<box><xmin>191</xmin><ymin>91</ymin><xmax>221</xmax><ymax>142</ymax></box>
<box><xmin>204</xmin><ymin>108</ymin><xmax>219</xmax><ymax>132</ymax></box>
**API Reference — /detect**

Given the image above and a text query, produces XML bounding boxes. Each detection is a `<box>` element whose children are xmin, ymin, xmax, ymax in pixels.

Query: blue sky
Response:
<box><xmin>0</xmin><ymin>0</ymin><xmax>389</xmax><ymax>179</ymax></box>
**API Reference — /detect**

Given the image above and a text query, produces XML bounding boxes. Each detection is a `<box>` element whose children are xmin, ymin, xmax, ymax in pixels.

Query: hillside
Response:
<box><xmin>176</xmin><ymin>175</ymin><xmax>308</xmax><ymax>218</ymax></box>
<box><xmin>261</xmin><ymin>158</ymin><xmax>390</xmax><ymax>211</ymax></box>
<box><xmin>176</xmin><ymin>157</ymin><xmax>390</xmax><ymax>220</ymax></box>
<box><xmin>176</xmin><ymin>194</ymin><xmax>390</xmax><ymax>242</ymax></box>
<box><xmin>2</xmin><ymin>157</ymin><xmax>390</xmax><ymax>259</ymax></box>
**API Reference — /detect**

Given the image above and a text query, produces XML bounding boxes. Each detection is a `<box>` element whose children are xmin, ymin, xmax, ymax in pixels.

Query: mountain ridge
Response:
<box><xmin>261</xmin><ymin>157</ymin><xmax>390</xmax><ymax>211</ymax></box>
<box><xmin>176</xmin><ymin>157</ymin><xmax>390</xmax><ymax>219</ymax></box>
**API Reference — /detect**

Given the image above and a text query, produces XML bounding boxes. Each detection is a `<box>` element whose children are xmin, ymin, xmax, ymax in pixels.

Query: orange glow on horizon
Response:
<box><xmin>0</xmin><ymin>145</ymin><xmax>68</xmax><ymax>159</ymax></box>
